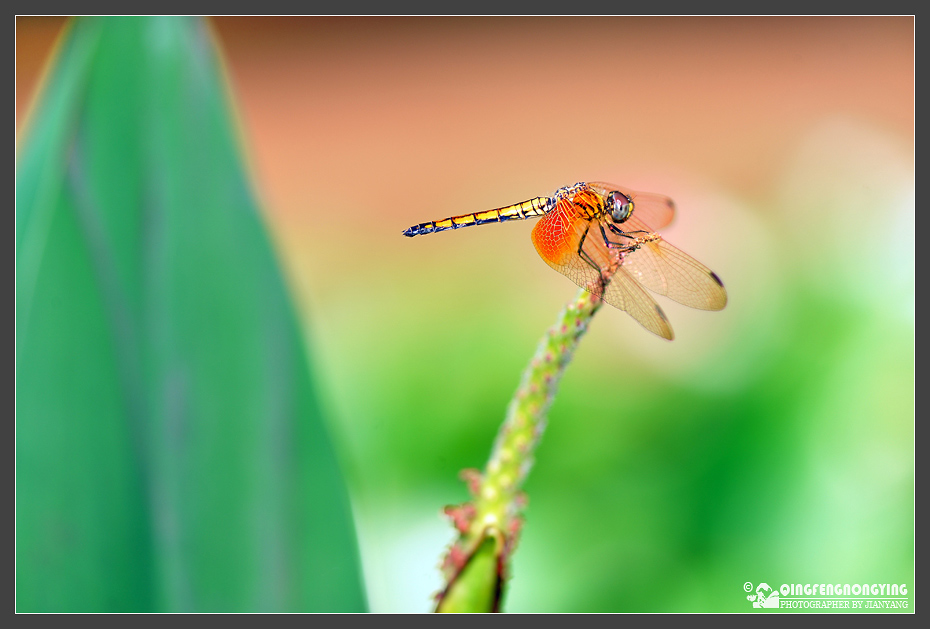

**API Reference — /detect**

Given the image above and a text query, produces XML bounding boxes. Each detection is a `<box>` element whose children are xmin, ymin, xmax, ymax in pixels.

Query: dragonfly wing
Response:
<box><xmin>604</xmin><ymin>266</ymin><xmax>675</xmax><ymax>340</ymax></box>
<box><xmin>587</xmin><ymin>182</ymin><xmax>676</xmax><ymax>230</ymax></box>
<box><xmin>621</xmin><ymin>234</ymin><xmax>728</xmax><ymax>310</ymax></box>
<box><xmin>531</xmin><ymin>210</ymin><xmax>674</xmax><ymax>340</ymax></box>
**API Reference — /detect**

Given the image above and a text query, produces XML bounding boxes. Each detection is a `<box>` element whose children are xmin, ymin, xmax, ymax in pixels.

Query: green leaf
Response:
<box><xmin>16</xmin><ymin>16</ymin><xmax>366</xmax><ymax>612</ymax></box>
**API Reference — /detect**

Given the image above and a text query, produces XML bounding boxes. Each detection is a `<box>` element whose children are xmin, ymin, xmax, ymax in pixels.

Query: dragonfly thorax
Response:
<box><xmin>552</xmin><ymin>182</ymin><xmax>589</xmax><ymax>199</ymax></box>
<box><xmin>551</xmin><ymin>182</ymin><xmax>613</xmax><ymax>221</ymax></box>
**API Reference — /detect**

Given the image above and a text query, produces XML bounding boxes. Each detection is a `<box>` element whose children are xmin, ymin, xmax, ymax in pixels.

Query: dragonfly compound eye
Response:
<box><xmin>608</xmin><ymin>190</ymin><xmax>632</xmax><ymax>223</ymax></box>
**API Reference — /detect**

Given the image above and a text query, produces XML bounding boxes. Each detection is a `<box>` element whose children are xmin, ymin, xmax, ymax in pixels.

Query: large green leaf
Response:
<box><xmin>16</xmin><ymin>16</ymin><xmax>366</xmax><ymax>612</ymax></box>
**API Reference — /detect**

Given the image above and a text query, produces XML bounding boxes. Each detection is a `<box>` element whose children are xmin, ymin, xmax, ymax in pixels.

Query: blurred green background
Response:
<box><xmin>16</xmin><ymin>16</ymin><xmax>913</xmax><ymax>612</ymax></box>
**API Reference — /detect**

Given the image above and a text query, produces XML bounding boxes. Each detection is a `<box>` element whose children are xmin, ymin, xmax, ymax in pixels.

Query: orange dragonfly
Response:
<box><xmin>402</xmin><ymin>182</ymin><xmax>726</xmax><ymax>339</ymax></box>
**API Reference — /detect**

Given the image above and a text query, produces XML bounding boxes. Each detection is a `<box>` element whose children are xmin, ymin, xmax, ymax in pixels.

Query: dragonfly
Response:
<box><xmin>402</xmin><ymin>182</ymin><xmax>727</xmax><ymax>340</ymax></box>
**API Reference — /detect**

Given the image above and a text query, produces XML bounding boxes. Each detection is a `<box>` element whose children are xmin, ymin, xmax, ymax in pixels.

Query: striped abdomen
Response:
<box><xmin>402</xmin><ymin>196</ymin><xmax>553</xmax><ymax>237</ymax></box>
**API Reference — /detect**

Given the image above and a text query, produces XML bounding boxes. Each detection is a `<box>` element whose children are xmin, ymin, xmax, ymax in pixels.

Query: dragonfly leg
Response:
<box><xmin>606</xmin><ymin>223</ymin><xmax>649</xmax><ymax>238</ymax></box>
<box><xmin>599</xmin><ymin>223</ymin><xmax>639</xmax><ymax>253</ymax></box>
<box><xmin>577</xmin><ymin>226</ymin><xmax>603</xmax><ymax>274</ymax></box>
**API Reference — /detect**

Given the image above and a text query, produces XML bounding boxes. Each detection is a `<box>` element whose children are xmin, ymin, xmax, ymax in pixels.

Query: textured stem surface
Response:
<box><xmin>436</xmin><ymin>287</ymin><xmax>604</xmax><ymax>612</ymax></box>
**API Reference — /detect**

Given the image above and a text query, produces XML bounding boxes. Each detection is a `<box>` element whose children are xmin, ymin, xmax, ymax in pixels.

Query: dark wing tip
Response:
<box><xmin>654</xmin><ymin>304</ymin><xmax>668</xmax><ymax>322</ymax></box>
<box><xmin>654</xmin><ymin>304</ymin><xmax>674</xmax><ymax>340</ymax></box>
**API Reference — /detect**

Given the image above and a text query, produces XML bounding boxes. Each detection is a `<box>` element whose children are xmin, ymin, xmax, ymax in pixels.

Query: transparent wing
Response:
<box><xmin>620</xmin><ymin>234</ymin><xmax>728</xmax><ymax>311</ymax></box>
<box><xmin>587</xmin><ymin>181</ymin><xmax>675</xmax><ymax>231</ymax></box>
<box><xmin>603</xmin><ymin>266</ymin><xmax>675</xmax><ymax>340</ymax></box>
<box><xmin>531</xmin><ymin>210</ymin><xmax>674</xmax><ymax>339</ymax></box>
<box><xmin>583</xmin><ymin>184</ymin><xmax>726</xmax><ymax>310</ymax></box>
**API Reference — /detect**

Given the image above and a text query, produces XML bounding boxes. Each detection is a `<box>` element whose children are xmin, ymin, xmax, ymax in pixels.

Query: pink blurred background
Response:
<box><xmin>18</xmin><ymin>17</ymin><xmax>913</xmax><ymax>264</ymax></box>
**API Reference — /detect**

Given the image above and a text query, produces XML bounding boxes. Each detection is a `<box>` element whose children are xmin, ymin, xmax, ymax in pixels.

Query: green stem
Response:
<box><xmin>436</xmin><ymin>287</ymin><xmax>604</xmax><ymax>612</ymax></box>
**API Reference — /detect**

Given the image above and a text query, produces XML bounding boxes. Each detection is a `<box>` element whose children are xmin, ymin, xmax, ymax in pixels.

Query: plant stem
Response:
<box><xmin>436</xmin><ymin>286</ymin><xmax>604</xmax><ymax>612</ymax></box>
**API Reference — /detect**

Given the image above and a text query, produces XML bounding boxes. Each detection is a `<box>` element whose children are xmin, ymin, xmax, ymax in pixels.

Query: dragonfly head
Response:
<box><xmin>607</xmin><ymin>190</ymin><xmax>633</xmax><ymax>223</ymax></box>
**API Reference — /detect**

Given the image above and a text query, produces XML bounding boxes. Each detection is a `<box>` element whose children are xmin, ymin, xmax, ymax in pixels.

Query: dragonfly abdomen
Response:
<box><xmin>402</xmin><ymin>196</ymin><xmax>552</xmax><ymax>237</ymax></box>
